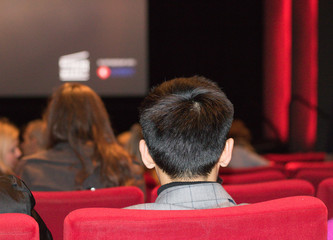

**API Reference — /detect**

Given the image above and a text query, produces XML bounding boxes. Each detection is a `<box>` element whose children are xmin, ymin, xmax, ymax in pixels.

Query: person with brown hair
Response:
<box><xmin>16</xmin><ymin>83</ymin><xmax>144</xmax><ymax>192</ymax></box>
<box><xmin>0</xmin><ymin>119</ymin><xmax>22</xmax><ymax>175</ymax></box>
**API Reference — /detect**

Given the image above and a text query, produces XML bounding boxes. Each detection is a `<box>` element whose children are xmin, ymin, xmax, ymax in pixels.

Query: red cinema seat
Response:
<box><xmin>264</xmin><ymin>152</ymin><xmax>325</xmax><ymax>166</ymax></box>
<box><xmin>150</xmin><ymin>179</ymin><xmax>314</xmax><ymax>203</ymax></box>
<box><xmin>317</xmin><ymin>178</ymin><xmax>333</xmax><ymax>219</ymax></box>
<box><xmin>34</xmin><ymin>186</ymin><xmax>144</xmax><ymax>240</ymax></box>
<box><xmin>221</xmin><ymin>169</ymin><xmax>286</xmax><ymax>185</ymax></box>
<box><xmin>144</xmin><ymin>172</ymin><xmax>159</xmax><ymax>203</ymax></box>
<box><xmin>0</xmin><ymin>213</ymin><xmax>39</xmax><ymax>240</ymax></box>
<box><xmin>285</xmin><ymin>161</ymin><xmax>333</xmax><ymax>178</ymax></box>
<box><xmin>64</xmin><ymin>196</ymin><xmax>327</xmax><ymax>240</ymax></box>
<box><xmin>220</xmin><ymin>165</ymin><xmax>284</xmax><ymax>175</ymax></box>
<box><xmin>224</xmin><ymin>179</ymin><xmax>314</xmax><ymax>203</ymax></box>
<box><xmin>294</xmin><ymin>169</ymin><xmax>333</xmax><ymax>191</ymax></box>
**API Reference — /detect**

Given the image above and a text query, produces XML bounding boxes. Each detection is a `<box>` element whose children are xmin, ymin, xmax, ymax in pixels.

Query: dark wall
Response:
<box><xmin>317</xmin><ymin>1</ymin><xmax>333</xmax><ymax>152</ymax></box>
<box><xmin>149</xmin><ymin>0</ymin><xmax>263</xmax><ymax>139</ymax></box>
<box><xmin>0</xmin><ymin>1</ymin><xmax>263</xmax><ymax>138</ymax></box>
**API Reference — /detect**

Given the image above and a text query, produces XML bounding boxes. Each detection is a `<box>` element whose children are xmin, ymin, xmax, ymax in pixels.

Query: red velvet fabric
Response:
<box><xmin>264</xmin><ymin>152</ymin><xmax>325</xmax><ymax>165</ymax></box>
<box><xmin>285</xmin><ymin>161</ymin><xmax>333</xmax><ymax>178</ymax></box>
<box><xmin>150</xmin><ymin>179</ymin><xmax>314</xmax><ymax>203</ymax></box>
<box><xmin>263</xmin><ymin>0</ymin><xmax>292</xmax><ymax>143</ymax></box>
<box><xmin>33</xmin><ymin>186</ymin><xmax>144</xmax><ymax>240</ymax></box>
<box><xmin>220</xmin><ymin>165</ymin><xmax>284</xmax><ymax>175</ymax></box>
<box><xmin>224</xmin><ymin>179</ymin><xmax>314</xmax><ymax>204</ymax></box>
<box><xmin>64</xmin><ymin>196</ymin><xmax>327</xmax><ymax>240</ymax></box>
<box><xmin>221</xmin><ymin>169</ymin><xmax>286</xmax><ymax>185</ymax></box>
<box><xmin>144</xmin><ymin>172</ymin><xmax>159</xmax><ymax>203</ymax></box>
<box><xmin>317</xmin><ymin>178</ymin><xmax>333</xmax><ymax>219</ymax></box>
<box><xmin>290</xmin><ymin>0</ymin><xmax>318</xmax><ymax>150</ymax></box>
<box><xmin>0</xmin><ymin>213</ymin><xmax>39</xmax><ymax>240</ymax></box>
<box><xmin>294</xmin><ymin>169</ymin><xmax>333</xmax><ymax>191</ymax></box>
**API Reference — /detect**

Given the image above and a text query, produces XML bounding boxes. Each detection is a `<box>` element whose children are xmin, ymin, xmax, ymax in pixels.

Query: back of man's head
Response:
<box><xmin>139</xmin><ymin>76</ymin><xmax>234</xmax><ymax>180</ymax></box>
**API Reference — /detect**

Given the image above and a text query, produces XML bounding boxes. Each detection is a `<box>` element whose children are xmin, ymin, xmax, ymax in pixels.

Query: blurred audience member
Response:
<box><xmin>121</xmin><ymin>123</ymin><xmax>159</xmax><ymax>185</ymax></box>
<box><xmin>21</xmin><ymin>119</ymin><xmax>46</xmax><ymax>157</ymax></box>
<box><xmin>0</xmin><ymin>119</ymin><xmax>22</xmax><ymax>175</ymax></box>
<box><xmin>117</xmin><ymin>130</ymin><xmax>131</xmax><ymax>147</ymax></box>
<box><xmin>123</xmin><ymin>123</ymin><xmax>143</xmax><ymax>163</ymax></box>
<box><xmin>227</xmin><ymin>119</ymin><xmax>269</xmax><ymax>168</ymax></box>
<box><xmin>0</xmin><ymin>175</ymin><xmax>53</xmax><ymax>240</ymax></box>
<box><xmin>16</xmin><ymin>83</ymin><xmax>144</xmax><ymax>192</ymax></box>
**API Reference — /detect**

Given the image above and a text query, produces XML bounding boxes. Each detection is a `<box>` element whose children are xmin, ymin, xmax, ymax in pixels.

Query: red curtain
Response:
<box><xmin>263</xmin><ymin>0</ymin><xmax>292</xmax><ymax>143</ymax></box>
<box><xmin>263</xmin><ymin>0</ymin><xmax>318</xmax><ymax>151</ymax></box>
<box><xmin>290</xmin><ymin>0</ymin><xmax>318</xmax><ymax>151</ymax></box>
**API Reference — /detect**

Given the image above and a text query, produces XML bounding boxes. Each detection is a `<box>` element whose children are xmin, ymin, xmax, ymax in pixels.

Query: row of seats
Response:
<box><xmin>29</xmin><ymin>177</ymin><xmax>333</xmax><ymax>240</ymax></box>
<box><xmin>0</xmin><ymin>196</ymin><xmax>327</xmax><ymax>240</ymax></box>
<box><xmin>149</xmin><ymin>178</ymin><xmax>333</xmax><ymax>219</ymax></box>
<box><xmin>219</xmin><ymin>162</ymin><xmax>333</xmax><ymax>190</ymax></box>
<box><xmin>34</xmin><ymin>187</ymin><xmax>144</xmax><ymax>240</ymax></box>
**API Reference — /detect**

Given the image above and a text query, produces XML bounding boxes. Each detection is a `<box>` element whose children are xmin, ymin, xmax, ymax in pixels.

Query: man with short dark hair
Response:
<box><xmin>127</xmin><ymin>76</ymin><xmax>236</xmax><ymax>210</ymax></box>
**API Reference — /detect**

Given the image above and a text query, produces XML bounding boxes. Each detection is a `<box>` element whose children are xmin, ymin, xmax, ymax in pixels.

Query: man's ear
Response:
<box><xmin>139</xmin><ymin>139</ymin><xmax>156</xmax><ymax>169</ymax></box>
<box><xmin>218</xmin><ymin>138</ymin><xmax>234</xmax><ymax>167</ymax></box>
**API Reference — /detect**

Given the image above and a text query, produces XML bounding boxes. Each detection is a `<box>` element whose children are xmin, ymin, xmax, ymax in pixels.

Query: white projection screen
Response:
<box><xmin>0</xmin><ymin>0</ymin><xmax>147</xmax><ymax>97</ymax></box>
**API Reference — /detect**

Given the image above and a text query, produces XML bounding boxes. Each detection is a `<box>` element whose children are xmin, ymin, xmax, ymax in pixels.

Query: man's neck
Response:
<box><xmin>158</xmin><ymin>173</ymin><xmax>218</xmax><ymax>185</ymax></box>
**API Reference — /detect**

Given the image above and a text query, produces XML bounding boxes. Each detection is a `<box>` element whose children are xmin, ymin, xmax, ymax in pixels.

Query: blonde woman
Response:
<box><xmin>0</xmin><ymin>119</ymin><xmax>22</xmax><ymax>175</ymax></box>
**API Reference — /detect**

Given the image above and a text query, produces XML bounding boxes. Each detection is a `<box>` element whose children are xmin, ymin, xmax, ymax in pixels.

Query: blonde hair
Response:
<box><xmin>0</xmin><ymin>119</ymin><xmax>19</xmax><ymax>175</ymax></box>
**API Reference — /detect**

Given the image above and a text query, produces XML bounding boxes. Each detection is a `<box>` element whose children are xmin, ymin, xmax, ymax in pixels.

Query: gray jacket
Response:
<box><xmin>16</xmin><ymin>142</ymin><xmax>145</xmax><ymax>192</ymax></box>
<box><xmin>126</xmin><ymin>182</ymin><xmax>236</xmax><ymax>210</ymax></box>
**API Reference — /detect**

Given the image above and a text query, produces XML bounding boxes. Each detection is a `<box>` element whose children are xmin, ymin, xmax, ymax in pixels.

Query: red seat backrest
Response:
<box><xmin>0</xmin><ymin>213</ymin><xmax>39</xmax><ymax>240</ymax></box>
<box><xmin>34</xmin><ymin>186</ymin><xmax>144</xmax><ymax>240</ymax></box>
<box><xmin>224</xmin><ymin>179</ymin><xmax>314</xmax><ymax>203</ymax></box>
<box><xmin>294</xmin><ymin>169</ymin><xmax>333</xmax><ymax>191</ymax></box>
<box><xmin>221</xmin><ymin>169</ymin><xmax>286</xmax><ymax>185</ymax></box>
<box><xmin>317</xmin><ymin>177</ymin><xmax>333</xmax><ymax>219</ymax></box>
<box><xmin>220</xmin><ymin>165</ymin><xmax>284</xmax><ymax>175</ymax></box>
<box><xmin>285</xmin><ymin>162</ymin><xmax>333</xmax><ymax>178</ymax></box>
<box><xmin>264</xmin><ymin>152</ymin><xmax>325</xmax><ymax>165</ymax></box>
<box><xmin>64</xmin><ymin>196</ymin><xmax>327</xmax><ymax>240</ymax></box>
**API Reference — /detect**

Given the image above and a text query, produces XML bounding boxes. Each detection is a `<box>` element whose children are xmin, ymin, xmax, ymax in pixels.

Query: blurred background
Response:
<box><xmin>0</xmin><ymin>0</ymin><xmax>332</xmax><ymax>154</ymax></box>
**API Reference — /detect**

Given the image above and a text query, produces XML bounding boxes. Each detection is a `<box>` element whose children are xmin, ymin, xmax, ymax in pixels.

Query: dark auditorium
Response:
<box><xmin>0</xmin><ymin>1</ymin><xmax>332</xmax><ymax>239</ymax></box>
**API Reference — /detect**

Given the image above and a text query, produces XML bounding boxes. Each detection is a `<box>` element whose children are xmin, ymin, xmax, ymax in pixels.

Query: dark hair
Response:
<box><xmin>139</xmin><ymin>76</ymin><xmax>234</xmax><ymax>179</ymax></box>
<box><xmin>44</xmin><ymin>83</ymin><xmax>133</xmax><ymax>187</ymax></box>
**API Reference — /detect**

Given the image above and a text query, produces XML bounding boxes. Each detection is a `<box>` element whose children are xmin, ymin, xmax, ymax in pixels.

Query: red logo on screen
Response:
<box><xmin>96</xmin><ymin>66</ymin><xmax>111</xmax><ymax>80</ymax></box>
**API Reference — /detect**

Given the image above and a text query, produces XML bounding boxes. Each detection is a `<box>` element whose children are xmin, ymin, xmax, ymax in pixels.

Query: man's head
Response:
<box><xmin>139</xmin><ymin>76</ymin><xmax>234</xmax><ymax>183</ymax></box>
<box><xmin>21</xmin><ymin>119</ymin><xmax>46</xmax><ymax>156</ymax></box>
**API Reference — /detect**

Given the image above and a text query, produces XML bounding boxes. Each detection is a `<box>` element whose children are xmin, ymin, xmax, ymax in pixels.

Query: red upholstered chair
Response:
<box><xmin>317</xmin><ymin>178</ymin><xmax>333</xmax><ymax>219</ymax></box>
<box><xmin>144</xmin><ymin>172</ymin><xmax>159</xmax><ymax>203</ymax></box>
<box><xmin>150</xmin><ymin>179</ymin><xmax>314</xmax><ymax>203</ymax></box>
<box><xmin>264</xmin><ymin>152</ymin><xmax>325</xmax><ymax>166</ymax></box>
<box><xmin>34</xmin><ymin>186</ymin><xmax>144</xmax><ymax>240</ymax></box>
<box><xmin>294</xmin><ymin>169</ymin><xmax>333</xmax><ymax>191</ymax></box>
<box><xmin>221</xmin><ymin>169</ymin><xmax>286</xmax><ymax>185</ymax></box>
<box><xmin>0</xmin><ymin>213</ymin><xmax>39</xmax><ymax>240</ymax></box>
<box><xmin>285</xmin><ymin>161</ymin><xmax>333</xmax><ymax>178</ymax></box>
<box><xmin>64</xmin><ymin>196</ymin><xmax>327</xmax><ymax>240</ymax></box>
<box><xmin>224</xmin><ymin>179</ymin><xmax>314</xmax><ymax>204</ymax></box>
<box><xmin>220</xmin><ymin>165</ymin><xmax>285</xmax><ymax>175</ymax></box>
